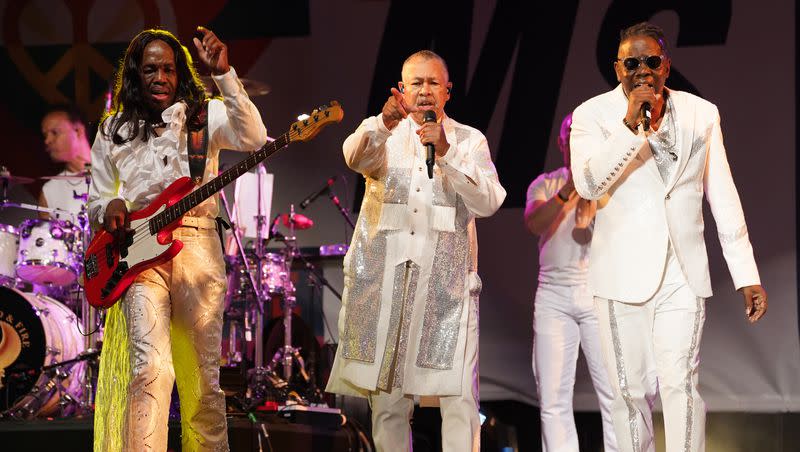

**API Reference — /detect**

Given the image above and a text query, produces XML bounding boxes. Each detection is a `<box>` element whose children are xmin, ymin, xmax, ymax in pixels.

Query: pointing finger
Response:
<box><xmin>390</xmin><ymin>88</ymin><xmax>408</xmax><ymax>117</ymax></box>
<box><xmin>192</xmin><ymin>37</ymin><xmax>204</xmax><ymax>53</ymax></box>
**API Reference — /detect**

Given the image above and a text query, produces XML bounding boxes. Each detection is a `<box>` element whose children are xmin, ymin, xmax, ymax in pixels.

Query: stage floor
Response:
<box><xmin>0</xmin><ymin>412</ymin><xmax>358</xmax><ymax>452</ymax></box>
<box><xmin>1</xmin><ymin>402</ymin><xmax>798</xmax><ymax>451</ymax></box>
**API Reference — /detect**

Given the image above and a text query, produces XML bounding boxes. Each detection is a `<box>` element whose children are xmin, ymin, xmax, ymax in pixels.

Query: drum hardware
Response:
<box><xmin>71</xmin><ymin>165</ymin><xmax>101</xmax><ymax>416</ymax></box>
<box><xmin>0</xmin><ymin>166</ymin><xmax>34</xmax><ymax>191</ymax></box>
<box><xmin>218</xmin><ymin>168</ymin><xmax>273</xmax><ymax>407</ymax></box>
<box><xmin>39</xmin><ymin>171</ymin><xmax>91</xmax><ymax>181</ymax></box>
<box><xmin>0</xmin><ymin>165</ymin><xmax>76</xmax><ymax>219</ymax></box>
<box><xmin>1</xmin><ymin>357</ymin><xmax>83</xmax><ymax>420</ymax></box>
<box><xmin>290</xmin><ymin>251</ymin><xmax>341</xmax><ymax>343</ymax></box>
<box><xmin>266</xmin><ymin>205</ymin><xmax>311</xmax><ymax>385</ymax></box>
<box><xmin>280</xmin><ymin>212</ymin><xmax>314</xmax><ymax>230</ymax></box>
<box><xmin>265</xmin><ymin>318</ymin><xmax>311</xmax><ymax>384</ymax></box>
<box><xmin>220</xmin><ymin>164</ymin><xmax>324</xmax><ymax>409</ymax></box>
<box><xmin>0</xmin><ymin>287</ymin><xmax>85</xmax><ymax>419</ymax></box>
<box><xmin>298</xmin><ymin>174</ymin><xmax>355</xmax><ymax>229</ymax></box>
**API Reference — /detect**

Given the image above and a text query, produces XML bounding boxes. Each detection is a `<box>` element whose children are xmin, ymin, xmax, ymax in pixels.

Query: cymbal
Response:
<box><xmin>0</xmin><ymin>173</ymin><xmax>34</xmax><ymax>185</ymax></box>
<box><xmin>41</xmin><ymin>172</ymin><xmax>90</xmax><ymax>181</ymax></box>
<box><xmin>201</xmin><ymin>75</ymin><xmax>271</xmax><ymax>97</ymax></box>
<box><xmin>281</xmin><ymin>213</ymin><xmax>313</xmax><ymax>230</ymax></box>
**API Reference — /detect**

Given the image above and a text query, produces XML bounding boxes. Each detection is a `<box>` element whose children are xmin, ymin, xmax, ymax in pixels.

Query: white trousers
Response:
<box><xmin>121</xmin><ymin>226</ymin><xmax>229</xmax><ymax>452</ymax></box>
<box><xmin>533</xmin><ymin>282</ymin><xmax>618</xmax><ymax>452</ymax></box>
<box><xmin>594</xmin><ymin>250</ymin><xmax>706</xmax><ymax>452</ymax></box>
<box><xmin>368</xmin><ymin>287</ymin><xmax>481</xmax><ymax>452</ymax></box>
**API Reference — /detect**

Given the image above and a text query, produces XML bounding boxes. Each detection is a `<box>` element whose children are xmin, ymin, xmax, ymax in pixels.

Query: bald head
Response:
<box><xmin>401</xmin><ymin>50</ymin><xmax>449</xmax><ymax>82</ymax></box>
<box><xmin>397</xmin><ymin>50</ymin><xmax>453</xmax><ymax>125</ymax></box>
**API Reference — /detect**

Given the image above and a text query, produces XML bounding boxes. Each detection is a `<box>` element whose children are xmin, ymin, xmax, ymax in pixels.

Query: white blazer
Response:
<box><xmin>570</xmin><ymin>85</ymin><xmax>760</xmax><ymax>302</ymax></box>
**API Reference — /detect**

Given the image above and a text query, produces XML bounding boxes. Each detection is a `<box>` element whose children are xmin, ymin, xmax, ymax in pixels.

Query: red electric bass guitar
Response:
<box><xmin>83</xmin><ymin>102</ymin><xmax>344</xmax><ymax>308</ymax></box>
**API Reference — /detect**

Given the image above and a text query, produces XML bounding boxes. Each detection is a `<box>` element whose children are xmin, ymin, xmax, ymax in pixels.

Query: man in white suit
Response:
<box><xmin>570</xmin><ymin>22</ymin><xmax>768</xmax><ymax>452</ymax></box>
<box><xmin>326</xmin><ymin>50</ymin><xmax>506</xmax><ymax>452</ymax></box>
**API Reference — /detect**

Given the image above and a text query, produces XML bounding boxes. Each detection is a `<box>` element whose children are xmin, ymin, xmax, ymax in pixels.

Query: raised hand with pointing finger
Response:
<box><xmin>192</xmin><ymin>26</ymin><xmax>230</xmax><ymax>75</ymax></box>
<box><xmin>382</xmin><ymin>87</ymin><xmax>418</xmax><ymax>130</ymax></box>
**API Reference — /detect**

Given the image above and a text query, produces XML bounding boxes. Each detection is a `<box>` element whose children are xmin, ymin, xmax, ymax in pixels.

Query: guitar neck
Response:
<box><xmin>148</xmin><ymin>132</ymin><xmax>290</xmax><ymax>233</ymax></box>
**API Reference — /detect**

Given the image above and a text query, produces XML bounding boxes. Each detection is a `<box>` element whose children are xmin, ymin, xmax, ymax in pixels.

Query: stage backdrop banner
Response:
<box><xmin>0</xmin><ymin>0</ymin><xmax>796</xmax><ymax>411</ymax></box>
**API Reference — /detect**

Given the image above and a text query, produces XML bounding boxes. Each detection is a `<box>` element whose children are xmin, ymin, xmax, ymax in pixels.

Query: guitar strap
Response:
<box><xmin>187</xmin><ymin>99</ymin><xmax>210</xmax><ymax>185</ymax></box>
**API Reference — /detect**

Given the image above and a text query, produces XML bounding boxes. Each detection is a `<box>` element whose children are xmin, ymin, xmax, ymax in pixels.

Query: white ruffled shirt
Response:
<box><xmin>88</xmin><ymin>68</ymin><xmax>267</xmax><ymax>225</ymax></box>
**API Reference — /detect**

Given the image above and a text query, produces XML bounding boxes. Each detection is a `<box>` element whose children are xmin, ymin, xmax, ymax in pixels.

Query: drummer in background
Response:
<box><xmin>39</xmin><ymin>104</ymin><xmax>92</xmax><ymax>219</ymax></box>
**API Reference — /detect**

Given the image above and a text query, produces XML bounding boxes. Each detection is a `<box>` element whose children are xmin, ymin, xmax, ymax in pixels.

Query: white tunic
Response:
<box><xmin>326</xmin><ymin>114</ymin><xmax>506</xmax><ymax>397</ymax></box>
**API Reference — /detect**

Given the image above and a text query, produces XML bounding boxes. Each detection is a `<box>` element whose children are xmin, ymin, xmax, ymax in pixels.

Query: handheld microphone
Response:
<box><xmin>641</xmin><ymin>102</ymin><xmax>651</xmax><ymax>132</ymax></box>
<box><xmin>299</xmin><ymin>175</ymin><xmax>337</xmax><ymax>209</ymax></box>
<box><xmin>423</xmin><ymin>110</ymin><xmax>437</xmax><ymax>179</ymax></box>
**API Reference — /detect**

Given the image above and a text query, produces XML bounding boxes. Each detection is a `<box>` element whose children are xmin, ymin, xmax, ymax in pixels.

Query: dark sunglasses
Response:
<box><xmin>617</xmin><ymin>55</ymin><xmax>665</xmax><ymax>71</ymax></box>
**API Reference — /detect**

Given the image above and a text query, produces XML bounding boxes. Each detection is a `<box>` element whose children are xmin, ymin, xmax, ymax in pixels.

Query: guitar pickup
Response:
<box><xmin>105</xmin><ymin>243</ymin><xmax>115</xmax><ymax>267</ymax></box>
<box><xmin>110</xmin><ymin>263</ymin><xmax>127</xmax><ymax>283</ymax></box>
<box><xmin>102</xmin><ymin>261</ymin><xmax>129</xmax><ymax>300</ymax></box>
<box><xmin>119</xmin><ymin>231</ymin><xmax>134</xmax><ymax>259</ymax></box>
<box><xmin>85</xmin><ymin>254</ymin><xmax>99</xmax><ymax>279</ymax></box>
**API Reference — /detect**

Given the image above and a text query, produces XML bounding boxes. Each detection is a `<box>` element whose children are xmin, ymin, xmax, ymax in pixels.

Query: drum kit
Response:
<box><xmin>0</xmin><ymin>156</ymin><xmax>351</xmax><ymax>419</ymax></box>
<box><xmin>0</xmin><ymin>166</ymin><xmax>96</xmax><ymax>419</ymax></box>
<box><xmin>217</xmin><ymin>166</ymin><xmax>346</xmax><ymax>410</ymax></box>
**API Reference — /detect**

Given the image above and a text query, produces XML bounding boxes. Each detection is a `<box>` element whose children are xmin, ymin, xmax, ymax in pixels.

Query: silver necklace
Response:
<box><xmin>648</xmin><ymin>96</ymin><xmax>678</xmax><ymax>164</ymax></box>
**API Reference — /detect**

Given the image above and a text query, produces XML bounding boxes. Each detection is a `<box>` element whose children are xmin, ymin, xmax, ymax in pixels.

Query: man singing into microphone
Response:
<box><xmin>326</xmin><ymin>50</ymin><xmax>506</xmax><ymax>452</ymax></box>
<box><xmin>570</xmin><ymin>22</ymin><xmax>767</xmax><ymax>451</ymax></box>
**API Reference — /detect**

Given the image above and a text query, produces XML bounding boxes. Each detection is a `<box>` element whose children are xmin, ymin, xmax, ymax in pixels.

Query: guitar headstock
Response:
<box><xmin>289</xmin><ymin>101</ymin><xmax>344</xmax><ymax>143</ymax></box>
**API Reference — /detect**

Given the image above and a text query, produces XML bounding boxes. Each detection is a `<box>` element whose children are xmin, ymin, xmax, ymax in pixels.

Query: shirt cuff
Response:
<box><xmin>374</xmin><ymin>114</ymin><xmax>394</xmax><ymax>135</ymax></box>
<box><xmin>436</xmin><ymin>144</ymin><xmax>457</xmax><ymax>170</ymax></box>
<box><xmin>212</xmin><ymin>66</ymin><xmax>240</xmax><ymax>97</ymax></box>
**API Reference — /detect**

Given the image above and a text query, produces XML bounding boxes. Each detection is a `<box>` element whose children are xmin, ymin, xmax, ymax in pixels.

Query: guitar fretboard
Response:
<box><xmin>148</xmin><ymin>132</ymin><xmax>290</xmax><ymax>234</ymax></box>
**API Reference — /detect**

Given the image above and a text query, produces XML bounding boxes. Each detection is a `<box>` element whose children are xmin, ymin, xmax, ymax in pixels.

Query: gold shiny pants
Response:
<box><xmin>95</xmin><ymin>224</ymin><xmax>228</xmax><ymax>452</ymax></box>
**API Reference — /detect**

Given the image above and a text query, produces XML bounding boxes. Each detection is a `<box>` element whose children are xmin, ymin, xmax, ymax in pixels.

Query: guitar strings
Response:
<box><xmin>125</xmin><ymin>127</ymin><xmax>305</xmax><ymax>246</ymax></box>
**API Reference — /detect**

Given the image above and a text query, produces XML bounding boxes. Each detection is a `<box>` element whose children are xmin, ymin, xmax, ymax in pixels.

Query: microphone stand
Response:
<box><xmin>219</xmin><ymin>188</ymin><xmax>261</xmax><ymax>314</ymax></box>
<box><xmin>76</xmin><ymin>164</ymin><xmax>98</xmax><ymax>417</ymax></box>
<box><xmin>295</xmin><ymin>252</ymin><xmax>342</xmax><ymax>301</ymax></box>
<box><xmin>327</xmin><ymin>186</ymin><xmax>354</xmax><ymax>229</ymax></box>
<box><xmin>253</xmin><ymin>164</ymin><xmax>268</xmax><ymax>370</ymax></box>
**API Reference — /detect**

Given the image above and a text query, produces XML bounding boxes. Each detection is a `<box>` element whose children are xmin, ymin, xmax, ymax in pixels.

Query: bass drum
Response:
<box><xmin>0</xmin><ymin>287</ymin><xmax>84</xmax><ymax>419</ymax></box>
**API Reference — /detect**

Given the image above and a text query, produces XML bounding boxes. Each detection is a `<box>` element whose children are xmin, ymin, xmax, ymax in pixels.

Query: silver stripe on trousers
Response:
<box><xmin>608</xmin><ymin>300</ymin><xmax>641</xmax><ymax>452</ymax></box>
<box><xmin>684</xmin><ymin>298</ymin><xmax>702</xmax><ymax>452</ymax></box>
